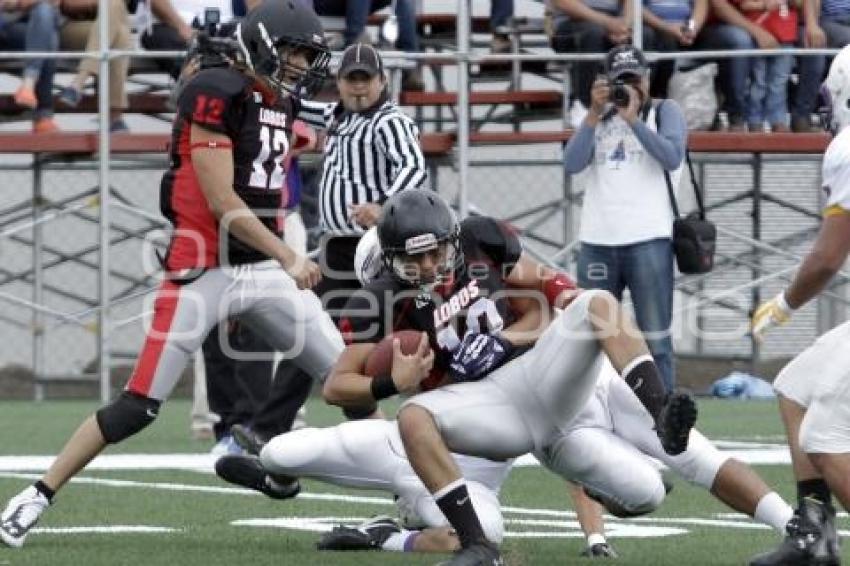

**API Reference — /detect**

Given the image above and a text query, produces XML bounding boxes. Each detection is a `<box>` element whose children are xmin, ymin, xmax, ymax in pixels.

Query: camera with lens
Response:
<box><xmin>186</xmin><ymin>8</ymin><xmax>239</xmax><ymax>70</ymax></box>
<box><xmin>609</xmin><ymin>79</ymin><xmax>631</xmax><ymax>107</ymax></box>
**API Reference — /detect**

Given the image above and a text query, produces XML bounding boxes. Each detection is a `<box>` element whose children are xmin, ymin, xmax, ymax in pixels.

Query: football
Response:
<box><xmin>364</xmin><ymin>330</ymin><xmax>427</xmax><ymax>377</ymax></box>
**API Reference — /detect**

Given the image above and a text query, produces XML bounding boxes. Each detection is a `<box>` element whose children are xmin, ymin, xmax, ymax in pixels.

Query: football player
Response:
<box><xmin>748</xmin><ymin>46</ymin><xmax>850</xmax><ymax>566</ymax></box>
<box><xmin>320</xmin><ymin>189</ymin><xmax>698</xmax><ymax>565</ymax></box>
<box><xmin>0</xmin><ymin>0</ymin><xmax>343</xmax><ymax>549</ymax></box>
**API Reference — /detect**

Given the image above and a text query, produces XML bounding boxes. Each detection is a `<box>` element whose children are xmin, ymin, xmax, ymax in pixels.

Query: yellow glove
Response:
<box><xmin>751</xmin><ymin>292</ymin><xmax>793</xmax><ymax>341</ymax></box>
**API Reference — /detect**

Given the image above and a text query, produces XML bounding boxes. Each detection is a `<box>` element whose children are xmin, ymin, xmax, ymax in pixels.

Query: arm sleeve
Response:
<box><xmin>563</xmin><ymin>123</ymin><xmax>596</xmax><ymax>174</ymax></box>
<box><xmin>375</xmin><ymin>114</ymin><xmax>428</xmax><ymax>197</ymax></box>
<box><xmin>631</xmin><ymin>100</ymin><xmax>687</xmax><ymax>170</ymax></box>
<box><xmin>296</xmin><ymin>99</ymin><xmax>337</xmax><ymax>130</ymax></box>
<box><xmin>177</xmin><ymin>71</ymin><xmax>243</xmax><ymax>137</ymax></box>
<box><xmin>822</xmin><ymin>141</ymin><xmax>850</xmax><ymax>216</ymax></box>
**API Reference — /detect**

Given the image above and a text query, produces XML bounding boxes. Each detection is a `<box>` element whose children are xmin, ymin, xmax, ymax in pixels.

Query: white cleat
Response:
<box><xmin>0</xmin><ymin>486</ymin><xmax>50</xmax><ymax>548</ymax></box>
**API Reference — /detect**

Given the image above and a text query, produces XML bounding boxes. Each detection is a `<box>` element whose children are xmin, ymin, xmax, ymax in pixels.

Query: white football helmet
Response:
<box><xmin>354</xmin><ymin>227</ymin><xmax>383</xmax><ymax>286</ymax></box>
<box><xmin>822</xmin><ymin>45</ymin><xmax>850</xmax><ymax>133</ymax></box>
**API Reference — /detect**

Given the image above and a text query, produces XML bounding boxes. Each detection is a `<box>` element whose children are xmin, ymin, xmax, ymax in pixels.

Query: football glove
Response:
<box><xmin>449</xmin><ymin>332</ymin><xmax>513</xmax><ymax>382</ymax></box>
<box><xmin>751</xmin><ymin>292</ymin><xmax>794</xmax><ymax>341</ymax></box>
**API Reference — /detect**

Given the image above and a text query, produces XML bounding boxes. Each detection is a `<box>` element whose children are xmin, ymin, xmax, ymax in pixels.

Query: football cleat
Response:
<box><xmin>214</xmin><ymin>454</ymin><xmax>300</xmax><ymax>500</ymax></box>
<box><xmin>749</xmin><ymin>498</ymin><xmax>840</xmax><ymax>566</ymax></box>
<box><xmin>316</xmin><ymin>515</ymin><xmax>400</xmax><ymax>551</ymax></box>
<box><xmin>438</xmin><ymin>539</ymin><xmax>504</xmax><ymax>566</ymax></box>
<box><xmin>581</xmin><ymin>542</ymin><xmax>619</xmax><ymax>558</ymax></box>
<box><xmin>0</xmin><ymin>486</ymin><xmax>51</xmax><ymax>548</ymax></box>
<box><xmin>656</xmin><ymin>390</ymin><xmax>698</xmax><ymax>455</ymax></box>
<box><xmin>230</xmin><ymin>424</ymin><xmax>268</xmax><ymax>456</ymax></box>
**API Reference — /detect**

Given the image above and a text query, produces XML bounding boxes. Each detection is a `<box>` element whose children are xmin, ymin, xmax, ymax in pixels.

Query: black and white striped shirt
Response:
<box><xmin>299</xmin><ymin>98</ymin><xmax>427</xmax><ymax>235</ymax></box>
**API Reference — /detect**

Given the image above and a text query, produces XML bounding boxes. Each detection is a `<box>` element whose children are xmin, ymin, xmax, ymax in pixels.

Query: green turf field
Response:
<box><xmin>0</xmin><ymin>398</ymin><xmax>846</xmax><ymax>565</ymax></box>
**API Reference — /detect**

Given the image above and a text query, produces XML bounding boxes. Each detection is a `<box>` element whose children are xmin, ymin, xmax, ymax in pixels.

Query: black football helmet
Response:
<box><xmin>377</xmin><ymin>190</ymin><xmax>462</xmax><ymax>289</ymax></box>
<box><xmin>236</xmin><ymin>0</ymin><xmax>330</xmax><ymax>98</ymax></box>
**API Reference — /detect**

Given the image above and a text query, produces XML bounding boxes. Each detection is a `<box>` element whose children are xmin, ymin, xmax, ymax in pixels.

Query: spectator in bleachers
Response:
<box><xmin>490</xmin><ymin>0</ymin><xmax>515</xmax><ymax>53</ymax></box>
<box><xmin>733</xmin><ymin>0</ymin><xmax>798</xmax><ymax>131</ymax></box>
<box><xmin>0</xmin><ymin>0</ymin><xmax>60</xmax><ymax>132</ymax></box>
<box><xmin>641</xmin><ymin>0</ymin><xmax>709</xmax><ymax>97</ymax></box>
<box><xmin>790</xmin><ymin>0</ymin><xmax>826</xmax><ymax>132</ymax></box>
<box><xmin>545</xmin><ymin>0</ymin><xmax>632</xmax><ymax>118</ymax></box>
<box><xmin>58</xmin><ymin>0</ymin><xmax>132</xmax><ymax>132</ymax></box>
<box><xmin>136</xmin><ymin>0</ymin><xmax>196</xmax><ymax>80</ymax></box>
<box><xmin>311</xmin><ymin>0</ymin><xmax>423</xmax><ymax>90</ymax></box>
<box><xmin>697</xmin><ymin>0</ymin><xmax>776</xmax><ymax>131</ymax></box>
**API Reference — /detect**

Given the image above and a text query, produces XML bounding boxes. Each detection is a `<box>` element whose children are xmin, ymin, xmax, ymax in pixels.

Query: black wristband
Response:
<box><xmin>370</xmin><ymin>373</ymin><xmax>399</xmax><ymax>401</ymax></box>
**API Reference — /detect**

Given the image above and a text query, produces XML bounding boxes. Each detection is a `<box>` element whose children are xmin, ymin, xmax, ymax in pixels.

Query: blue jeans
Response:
<box><xmin>314</xmin><ymin>0</ymin><xmax>419</xmax><ymax>51</ymax></box>
<box><xmin>749</xmin><ymin>50</ymin><xmax>793</xmax><ymax>125</ymax></box>
<box><xmin>696</xmin><ymin>24</ymin><xmax>755</xmax><ymax>122</ymax></box>
<box><xmin>577</xmin><ymin>238</ymin><xmax>676</xmax><ymax>391</ymax></box>
<box><xmin>491</xmin><ymin>0</ymin><xmax>514</xmax><ymax>29</ymax></box>
<box><xmin>0</xmin><ymin>1</ymin><xmax>59</xmax><ymax>119</ymax></box>
<box><xmin>793</xmin><ymin>26</ymin><xmax>826</xmax><ymax>120</ymax></box>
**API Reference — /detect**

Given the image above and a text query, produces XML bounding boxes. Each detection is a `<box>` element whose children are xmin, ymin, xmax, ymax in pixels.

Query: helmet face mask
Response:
<box><xmin>236</xmin><ymin>1</ymin><xmax>330</xmax><ymax>99</ymax></box>
<box><xmin>377</xmin><ymin>191</ymin><xmax>463</xmax><ymax>293</ymax></box>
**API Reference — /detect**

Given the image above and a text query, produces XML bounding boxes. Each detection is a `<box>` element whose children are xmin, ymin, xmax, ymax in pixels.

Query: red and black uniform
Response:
<box><xmin>161</xmin><ymin>67</ymin><xmax>296</xmax><ymax>271</ymax></box>
<box><xmin>341</xmin><ymin>216</ymin><xmax>527</xmax><ymax>390</ymax></box>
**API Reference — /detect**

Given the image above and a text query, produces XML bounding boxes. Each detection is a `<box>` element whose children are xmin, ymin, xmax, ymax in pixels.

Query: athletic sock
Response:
<box><xmin>434</xmin><ymin>479</ymin><xmax>486</xmax><ymax>548</ymax></box>
<box><xmin>621</xmin><ymin>355</ymin><xmax>667</xmax><ymax>421</ymax></box>
<box><xmin>754</xmin><ymin>491</ymin><xmax>795</xmax><ymax>534</ymax></box>
<box><xmin>587</xmin><ymin>533</ymin><xmax>607</xmax><ymax>546</ymax></box>
<box><xmin>382</xmin><ymin>529</ymin><xmax>418</xmax><ymax>552</ymax></box>
<box><xmin>33</xmin><ymin>480</ymin><xmax>54</xmax><ymax>502</ymax></box>
<box><xmin>797</xmin><ymin>478</ymin><xmax>832</xmax><ymax>507</ymax></box>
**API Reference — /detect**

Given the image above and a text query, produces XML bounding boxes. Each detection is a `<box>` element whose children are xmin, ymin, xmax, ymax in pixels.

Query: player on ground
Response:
<box><xmin>319</xmin><ymin>190</ymin><xmax>698</xmax><ymax>565</ymax></box>
<box><xmin>748</xmin><ymin>46</ymin><xmax>850</xmax><ymax>566</ymax></box>
<box><xmin>0</xmin><ymin>0</ymin><xmax>344</xmax><ymax>549</ymax></box>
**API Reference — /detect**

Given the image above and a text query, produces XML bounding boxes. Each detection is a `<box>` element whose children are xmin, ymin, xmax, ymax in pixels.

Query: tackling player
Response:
<box><xmin>320</xmin><ymin>189</ymin><xmax>698</xmax><ymax>565</ymax></box>
<box><xmin>748</xmin><ymin>46</ymin><xmax>850</xmax><ymax>566</ymax></box>
<box><xmin>0</xmin><ymin>0</ymin><xmax>344</xmax><ymax>549</ymax></box>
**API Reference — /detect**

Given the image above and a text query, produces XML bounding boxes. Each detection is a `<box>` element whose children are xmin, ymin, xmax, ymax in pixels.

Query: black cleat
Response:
<box><xmin>230</xmin><ymin>424</ymin><xmax>268</xmax><ymax>456</ymax></box>
<box><xmin>316</xmin><ymin>515</ymin><xmax>400</xmax><ymax>551</ymax></box>
<box><xmin>749</xmin><ymin>498</ymin><xmax>841</xmax><ymax>566</ymax></box>
<box><xmin>581</xmin><ymin>542</ymin><xmax>619</xmax><ymax>558</ymax></box>
<box><xmin>656</xmin><ymin>390</ymin><xmax>698</xmax><ymax>455</ymax></box>
<box><xmin>214</xmin><ymin>454</ymin><xmax>300</xmax><ymax>500</ymax></box>
<box><xmin>438</xmin><ymin>539</ymin><xmax>504</xmax><ymax>566</ymax></box>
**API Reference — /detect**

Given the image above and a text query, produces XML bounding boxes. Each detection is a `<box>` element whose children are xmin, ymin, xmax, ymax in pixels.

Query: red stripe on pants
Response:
<box><xmin>127</xmin><ymin>280</ymin><xmax>181</xmax><ymax>396</ymax></box>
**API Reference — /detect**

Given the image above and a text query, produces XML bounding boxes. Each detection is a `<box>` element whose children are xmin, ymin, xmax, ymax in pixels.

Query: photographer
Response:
<box><xmin>563</xmin><ymin>44</ymin><xmax>687</xmax><ymax>391</ymax></box>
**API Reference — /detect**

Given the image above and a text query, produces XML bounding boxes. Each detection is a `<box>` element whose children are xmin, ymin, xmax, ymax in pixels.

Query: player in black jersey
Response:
<box><xmin>321</xmin><ymin>190</ymin><xmax>698</xmax><ymax>565</ymax></box>
<box><xmin>0</xmin><ymin>0</ymin><xmax>344</xmax><ymax>549</ymax></box>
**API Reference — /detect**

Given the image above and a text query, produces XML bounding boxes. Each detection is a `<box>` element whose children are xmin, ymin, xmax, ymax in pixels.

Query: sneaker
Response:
<box><xmin>491</xmin><ymin>33</ymin><xmax>512</xmax><ymax>54</ymax></box>
<box><xmin>32</xmin><ymin>117</ymin><xmax>59</xmax><ymax>134</ymax></box>
<box><xmin>580</xmin><ymin>542</ymin><xmax>619</xmax><ymax>558</ymax></box>
<box><xmin>214</xmin><ymin>454</ymin><xmax>300</xmax><ymax>500</ymax></box>
<box><xmin>110</xmin><ymin>119</ymin><xmax>129</xmax><ymax>133</ymax></box>
<box><xmin>656</xmin><ymin>390</ymin><xmax>698</xmax><ymax>455</ymax></box>
<box><xmin>230</xmin><ymin>424</ymin><xmax>267</xmax><ymax>456</ymax></box>
<box><xmin>14</xmin><ymin>85</ymin><xmax>37</xmax><ymax>109</ymax></box>
<box><xmin>58</xmin><ymin>86</ymin><xmax>82</xmax><ymax>108</ymax></box>
<box><xmin>728</xmin><ymin>114</ymin><xmax>748</xmax><ymax>132</ymax></box>
<box><xmin>749</xmin><ymin>498</ymin><xmax>840</xmax><ymax>566</ymax></box>
<box><xmin>438</xmin><ymin>539</ymin><xmax>504</xmax><ymax>566</ymax></box>
<box><xmin>316</xmin><ymin>515</ymin><xmax>400</xmax><ymax>551</ymax></box>
<box><xmin>210</xmin><ymin>435</ymin><xmax>244</xmax><ymax>456</ymax></box>
<box><xmin>0</xmin><ymin>486</ymin><xmax>51</xmax><ymax>548</ymax></box>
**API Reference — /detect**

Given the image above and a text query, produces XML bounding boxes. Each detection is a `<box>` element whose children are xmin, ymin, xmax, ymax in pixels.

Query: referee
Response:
<box><xmin>312</xmin><ymin>41</ymin><xmax>427</xmax><ymax>315</ymax></box>
<box><xmin>231</xmin><ymin>43</ymin><xmax>427</xmax><ymax>450</ymax></box>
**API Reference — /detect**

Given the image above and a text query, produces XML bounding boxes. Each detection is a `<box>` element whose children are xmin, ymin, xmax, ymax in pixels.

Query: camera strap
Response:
<box><xmin>656</xmin><ymin>100</ymin><xmax>704</xmax><ymax>220</ymax></box>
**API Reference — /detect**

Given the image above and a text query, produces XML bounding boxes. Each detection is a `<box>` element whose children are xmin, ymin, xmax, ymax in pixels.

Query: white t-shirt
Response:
<box><xmin>578</xmin><ymin>107</ymin><xmax>683</xmax><ymax>246</ymax></box>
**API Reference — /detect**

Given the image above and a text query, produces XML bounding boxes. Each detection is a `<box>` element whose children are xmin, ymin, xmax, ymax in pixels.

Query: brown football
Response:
<box><xmin>364</xmin><ymin>330</ymin><xmax>427</xmax><ymax>377</ymax></box>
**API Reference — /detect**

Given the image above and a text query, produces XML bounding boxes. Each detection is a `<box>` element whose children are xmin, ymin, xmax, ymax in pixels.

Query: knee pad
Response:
<box><xmin>95</xmin><ymin>391</ymin><xmax>160</xmax><ymax>443</ymax></box>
